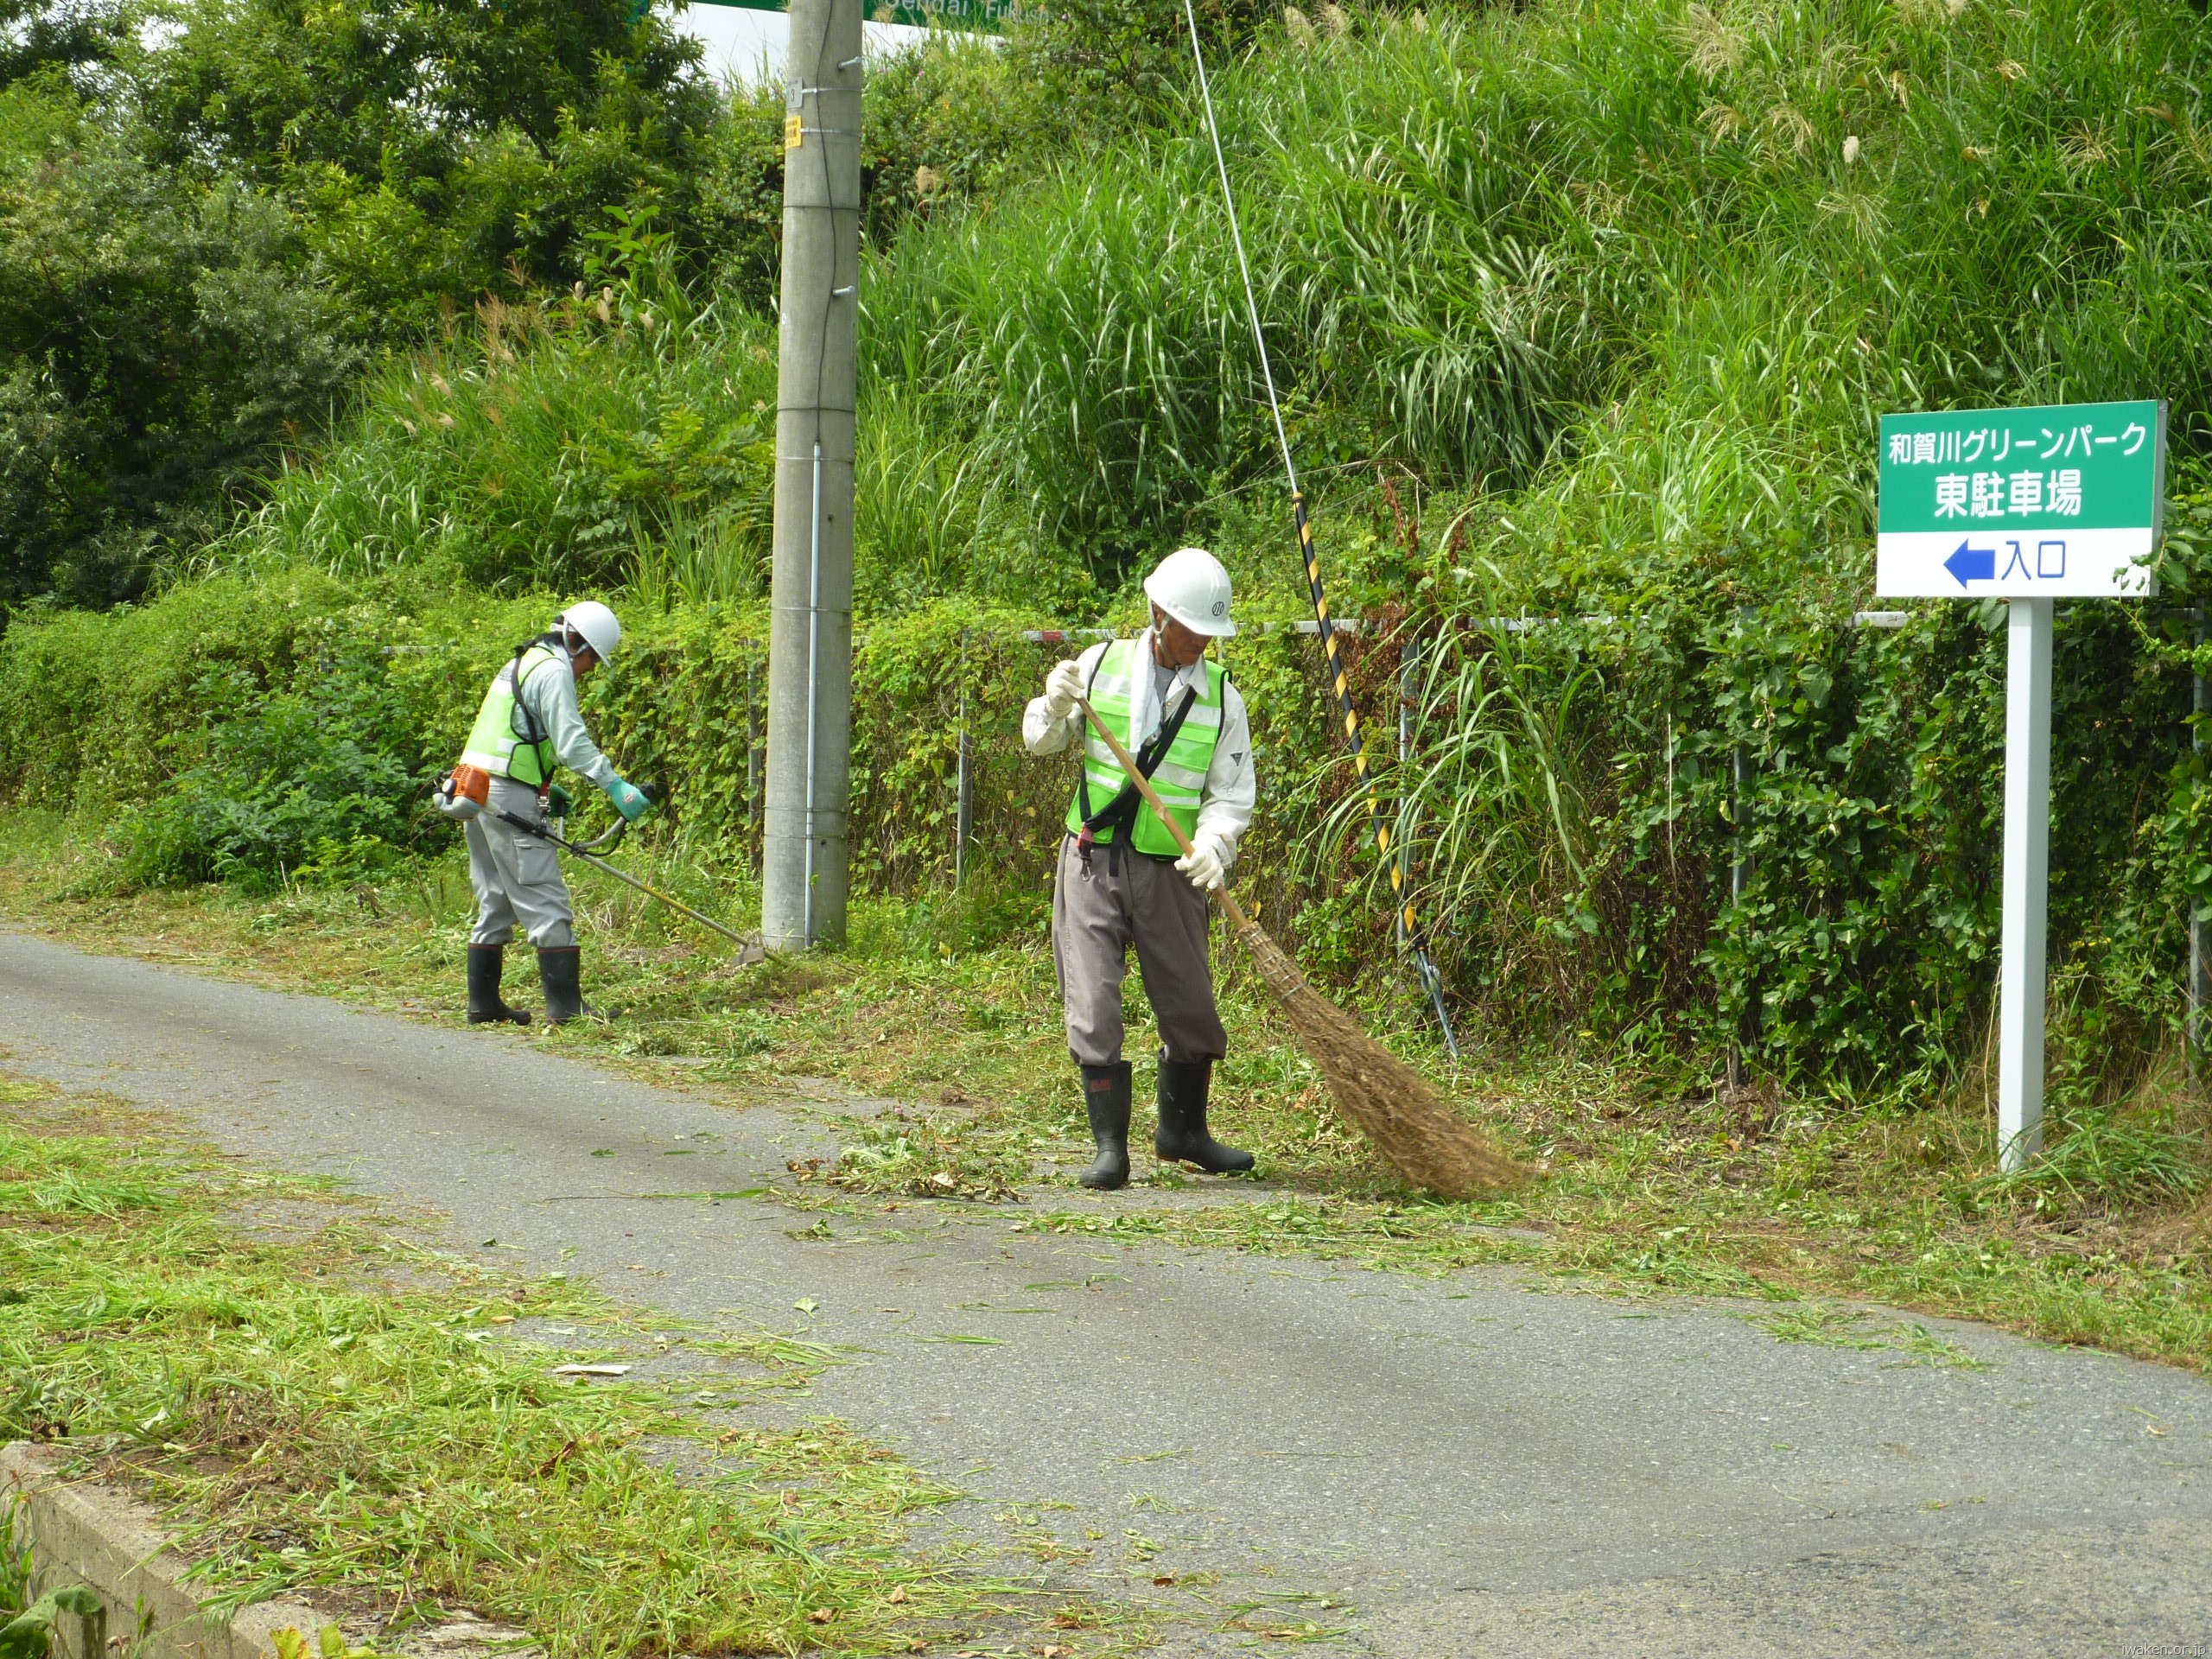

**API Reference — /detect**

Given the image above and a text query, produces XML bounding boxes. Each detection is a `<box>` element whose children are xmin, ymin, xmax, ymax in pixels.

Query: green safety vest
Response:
<box><xmin>1063</xmin><ymin>639</ymin><xmax>1226</xmax><ymax>856</ymax></box>
<box><xmin>459</xmin><ymin>645</ymin><xmax>562</xmax><ymax>786</ymax></box>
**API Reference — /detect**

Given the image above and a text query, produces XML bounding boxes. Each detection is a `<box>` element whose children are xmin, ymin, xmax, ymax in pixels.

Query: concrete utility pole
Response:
<box><xmin>761</xmin><ymin>0</ymin><xmax>862</xmax><ymax>950</ymax></box>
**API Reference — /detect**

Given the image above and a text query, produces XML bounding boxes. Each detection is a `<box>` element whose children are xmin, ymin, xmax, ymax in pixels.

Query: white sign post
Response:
<box><xmin>1997</xmin><ymin>597</ymin><xmax>2052</xmax><ymax>1166</ymax></box>
<box><xmin>1877</xmin><ymin>400</ymin><xmax>2167</xmax><ymax>1170</ymax></box>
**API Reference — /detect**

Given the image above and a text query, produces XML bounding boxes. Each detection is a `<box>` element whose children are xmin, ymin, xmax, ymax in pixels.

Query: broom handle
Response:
<box><xmin>1077</xmin><ymin>697</ymin><xmax>1252</xmax><ymax>932</ymax></box>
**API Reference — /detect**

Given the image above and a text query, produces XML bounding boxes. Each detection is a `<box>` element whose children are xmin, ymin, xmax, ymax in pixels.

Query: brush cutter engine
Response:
<box><xmin>434</xmin><ymin>763</ymin><xmax>493</xmax><ymax>823</ymax></box>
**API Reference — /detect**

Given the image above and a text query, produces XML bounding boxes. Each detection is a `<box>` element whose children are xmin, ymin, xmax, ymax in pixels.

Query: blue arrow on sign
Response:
<box><xmin>1944</xmin><ymin>540</ymin><xmax>1997</xmax><ymax>588</ymax></box>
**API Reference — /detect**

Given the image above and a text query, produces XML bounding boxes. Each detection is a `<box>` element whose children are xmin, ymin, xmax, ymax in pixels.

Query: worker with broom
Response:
<box><xmin>453</xmin><ymin>601</ymin><xmax>654</xmax><ymax>1027</ymax></box>
<box><xmin>1025</xmin><ymin>547</ymin><xmax>1256</xmax><ymax>1190</ymax></box>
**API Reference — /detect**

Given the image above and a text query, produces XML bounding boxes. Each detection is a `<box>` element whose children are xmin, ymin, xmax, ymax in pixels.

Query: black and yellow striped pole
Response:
<box><xmin>1292</xmin><ymin>494</ymin><xmax>1461</xmax><ymax>1058</ymax></box>
<box><xmin>1179</xmin><ymin>0</ymin><xmax>1459</xmax><ymax>1058</ymax></box>
<box><xmin>1179</xmin><ymin>0</ymin><xmax>1459</xmax><ymax>1057</ymax></box>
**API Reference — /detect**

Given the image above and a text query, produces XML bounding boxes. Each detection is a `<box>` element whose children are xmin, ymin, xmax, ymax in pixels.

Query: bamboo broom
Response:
<box><xmin>1078</xmin><ymin>699</ymin><xmax>1522</xmax><ymax>1198</ymax></box>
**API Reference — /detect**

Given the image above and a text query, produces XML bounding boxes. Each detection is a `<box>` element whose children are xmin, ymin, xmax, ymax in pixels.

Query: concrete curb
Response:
<box><xmin>1</xmin><ymin>1443</ymin><xmax>532</xmax><ymax>1659</ymax></box>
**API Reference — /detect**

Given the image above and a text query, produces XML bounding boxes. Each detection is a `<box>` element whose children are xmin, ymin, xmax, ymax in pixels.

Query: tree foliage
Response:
<box><xmin>0</xmin><ymin>81</ymin><xmax>356</xmax><ymax>606</ymax></box>
<box><xmin>134</xmin><ymin>0</ymin><xmax>726</xmax><ymax>328</ymax></box>
<box><xmin>0</xmin><ymin>0</ymin><xmax>128</xmax><ymax>88</ymax></box>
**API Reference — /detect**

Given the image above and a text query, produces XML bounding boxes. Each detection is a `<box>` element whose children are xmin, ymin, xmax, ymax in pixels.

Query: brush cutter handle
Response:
<box><xmin>570</xmin><ymin>784</ymin><xmax>659</xmax><ymax>853</ymax></box>
<box><xmin>1076</xmin><ymin>698</ymin><xmax>1251</xmax><ymax>932</ymax></box>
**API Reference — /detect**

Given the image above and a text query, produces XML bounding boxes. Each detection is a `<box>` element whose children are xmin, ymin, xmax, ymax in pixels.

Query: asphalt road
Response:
<box><xmin>3</xmin><ymin>929</ymin><xmax>2208</xmax><ymax>1656</ymax></box>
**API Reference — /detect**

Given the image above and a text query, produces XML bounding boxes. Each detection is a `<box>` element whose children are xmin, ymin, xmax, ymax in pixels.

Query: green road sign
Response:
<box><xmin>690</xmin><ymin>0</ymin><xmax>1013</xmax><ymax>29</ymax></box>
<box><xmin>1872</xmin><ymin>396</ymin><xmax>2172</xmax><ymax>1173</ymax></box>
<box><xmin>1875</xmin><ymin>399</ymin><xmax>2166</xmax><ymax>597</ymax></box>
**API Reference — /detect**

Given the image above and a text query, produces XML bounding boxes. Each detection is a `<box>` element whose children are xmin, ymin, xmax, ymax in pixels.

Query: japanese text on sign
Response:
<box><xmin>1876</xmin><ymin>400</ymin><xmax>2165</xmax><ymax>599</ymax></box>
<box><xmin>1888</xmin><ymin>416</ymin><xmax>2148</xmax><ymax>528</ymax></box>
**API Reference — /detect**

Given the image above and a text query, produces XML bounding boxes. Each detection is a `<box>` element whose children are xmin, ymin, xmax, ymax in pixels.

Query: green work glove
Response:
<box><xmin>545</xmin><ymin>783</ymin><xmax>575</xmax><ymax>819</ymax></box>
<box><xmin>607</xmin><ymin>778</ymin><xmax>652</xmax><ymax>822</ymax></box>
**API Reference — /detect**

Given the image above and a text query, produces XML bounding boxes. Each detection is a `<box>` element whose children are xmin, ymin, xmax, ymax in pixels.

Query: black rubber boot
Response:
<box><xmin>466</xmin><ymin>944</ymin><xmax>530</xmax><ymax>1027</ymax></box>
<box><xmin>1078</xmin><ymin>1062</ymin><xmax>1132</xmax><ymax>1191</ymax></box>
<box><xmin>537</xmin><ymin>946</ymin><xmax>600</xmax><ymax>1025</ymax></box>
<box><xmin>1155</xmin><ymin>1056</ymin><xmax>1255</xmax><ymax>1173</ymax></box>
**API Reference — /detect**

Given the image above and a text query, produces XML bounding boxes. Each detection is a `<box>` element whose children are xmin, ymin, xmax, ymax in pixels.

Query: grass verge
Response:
<box><xmin>0</xmin><ymin>1069</ymin><xmax>1040</xmax><ymax>1658</ymax></box>
<box><xmin>3</xmin><ymin>821</ymin><xmax>2211</xmax><ymax>1378</ymax></box>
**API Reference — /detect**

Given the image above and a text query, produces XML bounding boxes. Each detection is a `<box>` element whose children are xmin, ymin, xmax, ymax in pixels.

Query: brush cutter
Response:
<box><xmin>1077</xmin><ymin>698</ymin><xmax>1520</xmax><ymax>1198</ymax></box>
<box><xmin>494</xmin><ymin>799</ymin><xmax>752</xmax><ymax>950</ymax></box>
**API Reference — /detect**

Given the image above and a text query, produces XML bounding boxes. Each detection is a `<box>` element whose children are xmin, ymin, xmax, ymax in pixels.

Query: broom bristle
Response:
<box><xmin>1235</xmin><ymin>922</ymin><xmax>1522</xmax><ymax>1199</ymax></box>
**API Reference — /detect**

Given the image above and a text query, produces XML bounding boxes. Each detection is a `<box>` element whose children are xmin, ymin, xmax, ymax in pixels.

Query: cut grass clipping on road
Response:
<box><xmin>4</xmin><ymin>829</ymin><xmax>2212</xmax><ymax>1379</ymax></box>
<box><xmin>0</xmin><ymin>1073</ymin><xmax>1018</xmax><ymax>1657</ymax></box>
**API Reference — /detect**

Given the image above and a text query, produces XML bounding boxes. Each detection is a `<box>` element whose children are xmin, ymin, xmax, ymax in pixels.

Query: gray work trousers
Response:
<box><xmin>1052</xmin><ymin>834</ymin><xmax>1227</xmax><ymax>1066</ymax></box>
<box><xmin>465</xmin><ymin>776</ymin><xmax>575</xmax><ymax>948</ymax></box>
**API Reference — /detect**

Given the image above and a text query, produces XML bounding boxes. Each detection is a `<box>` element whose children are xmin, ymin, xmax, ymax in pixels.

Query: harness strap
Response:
<box><xmin>509</xmin><ymin>643</ymin><xmax>557</xmax><ymax>799</ymax></box>
<box><xmin>1076</xmin><ymin>650</ymin><xmax>1200</xmax><ymax>874</ymax></box>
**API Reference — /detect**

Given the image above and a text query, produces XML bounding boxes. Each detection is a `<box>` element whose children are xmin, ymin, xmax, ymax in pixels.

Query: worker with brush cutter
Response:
<box><xmin>1024</xmin><ymin>547</ymin><xmax>1257</xmax><ymax>1191</ymax></box>
<box><xmin>438</xmin><ymin>601</ymin><xmax>654</xmax><ymax>1027</ymax></box>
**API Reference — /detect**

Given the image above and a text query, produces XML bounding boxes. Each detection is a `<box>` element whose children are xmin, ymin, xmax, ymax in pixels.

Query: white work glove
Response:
<box><xmin>1043</xmin><ymin>658</ymin><xmax>1085</xmax><ymax>720</ymax></box>
<box><xmin>1175</xmin><ymin>833</ymin><xmax>1229</xmax><ymax>893</ymax></box>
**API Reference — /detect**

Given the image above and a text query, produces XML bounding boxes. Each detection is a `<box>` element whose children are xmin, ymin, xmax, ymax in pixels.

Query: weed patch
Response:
<box><xmin>0</xmin><ymin>1076</ymin><xmax>1028</xmax><ymax>1656</ymax></box>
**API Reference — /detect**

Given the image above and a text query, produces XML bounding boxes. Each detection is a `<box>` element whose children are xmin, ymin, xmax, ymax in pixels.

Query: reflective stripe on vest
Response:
<box><xmin>1062</xmin><ymin>640</ymin><xmax>1226</xmax><ymax>855</ymax></box>
<box><xmin>459</xmin><ymin>646</ymin><xmax>560</xmax><ymax>786</ymax></box>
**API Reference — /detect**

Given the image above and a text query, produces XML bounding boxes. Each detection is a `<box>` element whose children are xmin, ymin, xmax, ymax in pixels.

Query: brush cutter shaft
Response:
<box><xmin>493</xmin><ymin>812</ymin><xmax>750</xmax><ymax>947</ymax></box>
<box><xmin>1076</xmin><ymin>699</ymin><xmax>1252</xmax><ymax>932</ymax></box>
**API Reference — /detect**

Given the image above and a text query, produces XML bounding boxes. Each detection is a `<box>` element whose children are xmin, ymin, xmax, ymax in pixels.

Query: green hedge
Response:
<box><xmin>0</xmin><ymin>572</ymin><xmax>1346</xmax><ymax>901</ymax></box>
<box><xmin>8</xmin><ymin>534</ymin><xmax>2212</xmax><ymax>1117</ymax></box>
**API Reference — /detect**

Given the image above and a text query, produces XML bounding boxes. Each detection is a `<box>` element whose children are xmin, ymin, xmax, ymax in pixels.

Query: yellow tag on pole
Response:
<box><xmin>784</xmin><ymin>113</ymin><xmax>803</xmax><ymax>149</ymax></box>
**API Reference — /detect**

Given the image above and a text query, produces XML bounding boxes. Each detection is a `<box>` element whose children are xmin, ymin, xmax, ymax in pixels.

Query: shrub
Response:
<box><xmin>119</xmin><ymin>649</ymin><xmax>429</xmax><ymax>890</ymax></box>
<box><xmin>0</xmin><ymin>85</ymin><xmax>358</xmax><ymax>607</ymax></box>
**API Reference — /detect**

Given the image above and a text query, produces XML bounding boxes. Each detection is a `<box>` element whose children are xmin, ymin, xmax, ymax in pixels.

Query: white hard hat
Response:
<box><xmin>1143</xmin><ymin>547</ymin><xmax>1236</xmax><ymax>637</ymax></box>
<box><xmin>557</xmin><ymin>600</ymin><xmax>622</xmax><ymax>664</ymax></box>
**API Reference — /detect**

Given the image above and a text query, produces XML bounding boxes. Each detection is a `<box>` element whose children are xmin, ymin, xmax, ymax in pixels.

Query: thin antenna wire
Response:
<box><xmin>1181</xmin><ymin>0</ymin><xmax>1297</xmax><ymax>495</ymax></box>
